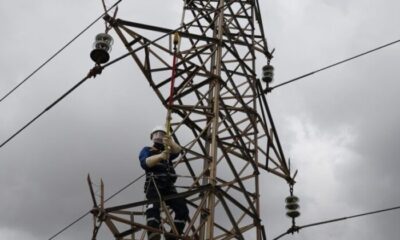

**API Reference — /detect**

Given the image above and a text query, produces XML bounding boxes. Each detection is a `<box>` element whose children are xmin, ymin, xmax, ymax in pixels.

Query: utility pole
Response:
<box><xmin>88</xmin><ymin>1</ymin><xmax>295</xmax><ymax>239</ymax></box>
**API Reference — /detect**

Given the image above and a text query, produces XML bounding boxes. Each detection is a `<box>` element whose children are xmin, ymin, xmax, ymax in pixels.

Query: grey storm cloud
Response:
<box><xmin>1</xmin><ymin>0</ymin><xmax>400</xmax><ymax>240</ymax></box>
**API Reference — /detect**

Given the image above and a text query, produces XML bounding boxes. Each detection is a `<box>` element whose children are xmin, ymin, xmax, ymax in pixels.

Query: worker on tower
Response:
<box><xmin>139</xmin><ymin>126</ymin><xmax>189</xmax><ymax>240</ymax></box>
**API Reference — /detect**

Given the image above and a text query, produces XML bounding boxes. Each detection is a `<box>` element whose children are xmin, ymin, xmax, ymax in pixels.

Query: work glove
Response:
<box><xmin>146</xmin><ymin>150</ymin><xmax>170</xmax><ymax>168</ymax></box>
<box><xmin>163</xmin><ymin>135</ymin><xmax>182</xmax><ymax>154</ymax></box>
<box><xmin>160</xmin><ymin>149</ymin><xmax>170</xmax><ymax>160</ymax></box>
<box><xmin>163</xmin><ymin>135</ymin><xmax>172</xmax><ymax>147</ymax></box>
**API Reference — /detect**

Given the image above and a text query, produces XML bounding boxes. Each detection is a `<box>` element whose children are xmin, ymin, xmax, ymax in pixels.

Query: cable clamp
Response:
<box><xmin>287</xmin><ymin>225</ymin><xmax>300</xmax><ymax>235</ymax></box>
<box><xmin>87</xmin><ymin>65</ymin><xmax>103</xmax><ymax>78</ymax></box>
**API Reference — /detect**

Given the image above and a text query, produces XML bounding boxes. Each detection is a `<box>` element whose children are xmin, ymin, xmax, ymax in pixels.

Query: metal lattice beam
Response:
<box><xmin>89</xmin><ymin>1</ymin><xmax>295</xmax><ymax>239</ymax></box>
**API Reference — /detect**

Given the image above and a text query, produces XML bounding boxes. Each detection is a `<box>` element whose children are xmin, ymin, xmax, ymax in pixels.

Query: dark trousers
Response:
<box><xmin>145</xmin><ymin>184</ymin><xmax>189</xmax><ymax>239</ymax></box>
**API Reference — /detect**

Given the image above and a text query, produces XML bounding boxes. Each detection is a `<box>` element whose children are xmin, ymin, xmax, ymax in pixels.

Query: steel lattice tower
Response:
<box><xmin>88</xmin><ymin>1</ymin><xmax>294</xmax><ymax>239</ymax></box>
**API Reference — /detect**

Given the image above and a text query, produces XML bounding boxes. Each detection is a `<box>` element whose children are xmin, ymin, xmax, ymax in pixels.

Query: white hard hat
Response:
<box><xmin>150</xmin><ymin>125</ymin><xmax>166</xmax><ymax>139</ymax></box>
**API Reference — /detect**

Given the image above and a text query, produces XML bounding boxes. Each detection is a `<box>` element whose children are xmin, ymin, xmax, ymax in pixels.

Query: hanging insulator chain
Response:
<box><xmin>261</xmin><ymin>63</ymin><xmax>274</xmax><ymax>93</ymax></box>
<box><xmin>262</xmin><ymin>64</ymin><xmax>274</xmax><ymax>84</ymax></box>
<box><xmin>90</xmin><ymin>33</ymin><xmax>114</xmax><ymax>64</ymax></box>
<box><xmin>285</xmin><ymin>184</ymin><xmax>300</xmax><ymax>234</ymax></box>
<box><xmin>285</xmin><ymin>195</ymin><xmax>300</xmax><ymax>218</ymax></box>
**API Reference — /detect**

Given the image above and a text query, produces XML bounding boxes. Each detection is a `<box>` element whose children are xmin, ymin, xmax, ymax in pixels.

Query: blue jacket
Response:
<box><xmin>139</xmin><ymin>145</ymin><xmax>179</xmax><ymax>190</ymax></box>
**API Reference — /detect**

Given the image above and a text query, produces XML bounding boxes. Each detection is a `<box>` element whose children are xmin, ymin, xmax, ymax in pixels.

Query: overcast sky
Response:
<box><xmin>1</xmin><ymin>0</ymin><xmax>400</xmax><ymax>240</ymax></box>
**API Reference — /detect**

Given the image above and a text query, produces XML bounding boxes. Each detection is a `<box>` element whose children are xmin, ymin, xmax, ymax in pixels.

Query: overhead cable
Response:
<box><xmin>269</xmin><ymin>38</ymin><xmax>400</xmax><ymax>91</ymax></box>
<box><xmin>0</xmin><ymin>1</ymin><xmax>230</xmax><ymax>151</ymax></box>
<box><xmin>48</xmin><ymin>173</ymin><xmax>145</xmax><ymax>240</ymax></box>
<box><xmin>0</xmin><ymin>72</ymin><xmax>93</xmax><ymax>149</ymax></box>
<box><xmin>47</xmin><ymin>211</ymin><xmax>90</xmax><ymax>240</ymax></box>
<box><xmin>0</xmin><ymin>0</ymin><xmax>121</xmax><ymax>104</ymax></box>
<box><xmin>34</xmin><ymin>4</ymin><xmax>235</xmax><ymax>239</ymax></box>
<box><xmin>273</xmin><ymin>204</ymin><xmax>400</xmax><ymax>240</ymax></box>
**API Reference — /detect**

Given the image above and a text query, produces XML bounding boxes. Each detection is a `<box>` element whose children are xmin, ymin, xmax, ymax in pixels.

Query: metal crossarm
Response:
<box><xmin>88</xmin><ymin>1</ymin><xmax>294</xmax><ymax>239</ymax></box>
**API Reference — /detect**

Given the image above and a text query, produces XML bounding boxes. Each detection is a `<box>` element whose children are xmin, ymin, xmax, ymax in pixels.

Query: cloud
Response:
<box><xmin>1</xmin><ymin>1</ymin><xmax>400</xmax><ymax>240</ymax></box>
<box><xmin>278</xmin><ymin>115</ymin><xmax>362</xmax><ymax>238</ymax></box>
<box><xmin>0</xmin><ymin>228</ymin><xmax>41</xmax><ymax>240</ymax></box>
<box><xmin>264</xmin><ymin>109</ymin><xmax>400</xmax><ymax>239</ymax></box>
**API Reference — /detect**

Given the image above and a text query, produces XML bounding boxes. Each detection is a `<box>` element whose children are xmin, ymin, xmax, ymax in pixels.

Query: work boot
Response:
<box><xmin>148</xmin><ymin>232</ymin><xmax>161</xmax><ymax>240</ymax></box>
<box><xmin>147</xmin><ymin>218</ymin><xmax>161</xmax><ymax>240</ymax></box>
<box><xmin>165</xmin><ymin>220</ymin><xmax>185</xmax><ymax>240</ymax></box>
<box><xmin>165</xmin><ymin>235</ymin><xmax>177</xmax><ymax>240</ymax></box>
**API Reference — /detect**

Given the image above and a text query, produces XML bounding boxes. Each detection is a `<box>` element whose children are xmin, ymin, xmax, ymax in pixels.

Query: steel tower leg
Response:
<box><xmin>88</xmin><ymin>1</ymin><xmax>294</xmax><ymax>239</ymax></box>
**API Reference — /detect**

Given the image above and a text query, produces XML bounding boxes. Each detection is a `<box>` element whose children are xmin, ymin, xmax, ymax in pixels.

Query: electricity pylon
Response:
<box><xmin>88</xmin><ymin>1</ymin><xmax>295</xmax><ymax>239</ymax></box>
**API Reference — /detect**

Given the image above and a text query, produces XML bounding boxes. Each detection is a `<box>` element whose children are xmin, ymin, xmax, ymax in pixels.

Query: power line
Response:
<box><xmin>269</xmin><ymin>38</ymin><xmax>400</xmax><ymax>91</ymax></box>
<box><xmin>273</xmin><ymin>205</ymin><xmax>400</xmax><ymax>240</ymax></box>
<box><xmin>0</xmin><ymin>42</ymin><xmax>149</xmax><ymax>150</ymax></box>
<box><xmin>0</xmin><ymin>0</ymin><xmax>121</xmax><ymax>104</ymax></box>
<box><xmin>48</xmin><ymin>173</ymin><xmax>145</xmax><ymax>240</ymax></box>
<box><xmin>0</xmin><ymin>1</ymin><xmax>230</xmax><ymax>151</ymax></box>
<box><xmin>47</xmin><ymin>211</ymin><xmax>90</xmax><ymax>240</ymax></box>
<box><xmin>0</xmin><ymin>71</ymin><xmax>93</xmax><ymax>149</ymax></box>
<box><xmin>45</xmin><ymin>6</ymin><xmax>236</xmax><ymax>238</ymax></box>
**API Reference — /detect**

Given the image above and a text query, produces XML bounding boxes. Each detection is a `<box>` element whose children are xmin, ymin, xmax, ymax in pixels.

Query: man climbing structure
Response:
<box><xmin>139</xmin><ymin>126</ymin><xmax>189</xmax><ymax>240</ymax></box>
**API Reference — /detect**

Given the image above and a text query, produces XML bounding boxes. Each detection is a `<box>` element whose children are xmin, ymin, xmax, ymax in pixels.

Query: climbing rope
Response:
<box><xmin>165</xmin><ymin>32</ymin><xmax>181</xmax><ymax>142</ymax></box>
